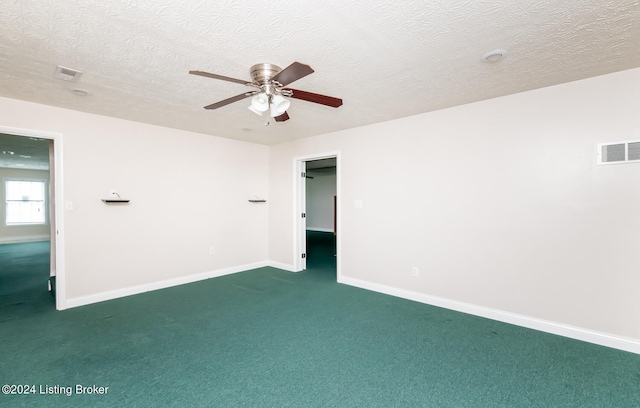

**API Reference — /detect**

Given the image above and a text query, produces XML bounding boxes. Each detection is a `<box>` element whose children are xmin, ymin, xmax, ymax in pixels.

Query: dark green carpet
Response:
<box><xmin>0</xmin><ymin>241</ymin><xmax>53</xmax><ymax>321</ymax></box>
<box><xmin>1</xmin><ymin>234</ymin><xmax>639</xmax><ymax>407</ymax></box>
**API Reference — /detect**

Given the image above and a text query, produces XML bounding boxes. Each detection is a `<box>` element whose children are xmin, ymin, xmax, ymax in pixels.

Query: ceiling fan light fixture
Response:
<box><xmin>270</xmin><ymin>94</ymin><xmax>290</xmax><ymax>117</ymax></box>
<box><xmin>251</xmin><ymin>93</ymin><xmax>269</xmax><ymax>112</ymax></box>
<box><xmin>248</xmin><ymin>105</ymin><xmax>264</xmax><ymax>116</ymax></box>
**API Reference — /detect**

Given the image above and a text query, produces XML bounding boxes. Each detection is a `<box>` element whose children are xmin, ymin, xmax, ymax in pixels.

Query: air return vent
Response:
<box><xmin>597</xmin><ymin>140</ymin><xmax>640</xmax><ymax>165</ymax></box>
<box><xmin>54</xmin><ymin>65</ymin><xmax>82</xmax><ymax>81</ymax></box>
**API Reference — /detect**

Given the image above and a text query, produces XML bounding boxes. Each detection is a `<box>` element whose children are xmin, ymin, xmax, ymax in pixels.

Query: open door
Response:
<box><xmin>295</xmin><ymin>160</ymin><xmax>307</xmax><ymax>271</ymax></box>
<box><xmin>294</xmin><ymin>153</ymin><xmax>339</xmax><ymax>276</ymax></box>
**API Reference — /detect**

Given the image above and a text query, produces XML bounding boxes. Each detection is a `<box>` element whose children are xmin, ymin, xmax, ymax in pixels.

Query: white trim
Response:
<box><xmin>0</xmin><ymin>126</ymin><xmax>61</xmax><ymax>141</ymax></box>
<box><xmin>0</xmin><ymin>235</ymin><xmax>49</xmax><ymax>244</ymax></box>
<box><xmin>3</xmin><ymin>177</ymin><xmax>49</xmax><ymax>226</ymax></box>
<box><xmin>293</xmin><ymin>151</ymin><xmax>341</xmax><ymax>280</ymax></box>
<box><xmin>306</xmin><ymin>227</ymin><xmax>334</xmax><ymax>233</ymax></box>
<box><xmin>267</xmin><ymin>260</ymin><xmax>297</xmax><ymax>272</ymax></box>
<box><xmin>335</xmin><ymin>154</ymin><xmax>341</xmax><ymax>282</ymax></box>
<box><xmin>338</xmin><ymin>276</ymin><xmax>640</xmax><ymax>355</ymax></box>
<box><xmin>0</xmin><ymin>126</ymin><xmax>65</xmax><ymax>311</ymax></box>
<box><xmin>65</xmin><ymin>261</ymin><xmax>269</xmax><ymax>309</ymax></box>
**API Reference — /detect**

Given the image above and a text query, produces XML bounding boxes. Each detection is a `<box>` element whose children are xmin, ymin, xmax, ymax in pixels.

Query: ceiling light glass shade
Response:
<box><xmin>251</xmin><ymin>93</ymin><xmax>269</xmax><ymax>112</ymax></box>
<box><xmin>270</xmin><ymin>95</ymin><xmax>290</xmax><ymax>117</ymax></box>
<box><xmin>248</xmin><ymin>105</ymin><xmax>263</xmax><ymax>116</ymax></box>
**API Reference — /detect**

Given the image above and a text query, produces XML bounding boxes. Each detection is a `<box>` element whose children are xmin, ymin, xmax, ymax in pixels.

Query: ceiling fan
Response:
<box><xmin>189</xmin><ymin>62</ymin><xmax>342</xmax><ymax>123</ymax></box>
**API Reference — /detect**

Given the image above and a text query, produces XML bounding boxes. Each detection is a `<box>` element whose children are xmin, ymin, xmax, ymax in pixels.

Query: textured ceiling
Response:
<box><xmin>0</xmin><ymin>133</ymin><xmax>50</xmax><ymax>170</ymax></box>
<box><xmin>0</xmin><ymin>0</ymin><xmax>639</xmax><ymax>147</ymax></box>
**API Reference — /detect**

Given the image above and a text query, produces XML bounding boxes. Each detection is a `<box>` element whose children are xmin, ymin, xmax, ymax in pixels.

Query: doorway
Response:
<box><xmin>0</xmin><ymin>127</ymin><xmax>65</xmax><ymax>310</ymax></box>
<box><xmin>294</xmin><ymin>153</ymin><xmax>340</xmax><ymax>280</ymax></box>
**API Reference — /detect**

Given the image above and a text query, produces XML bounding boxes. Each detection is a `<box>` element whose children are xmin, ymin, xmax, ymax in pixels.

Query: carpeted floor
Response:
<box><xmin>0</xmin><ymin>241</ymin><xmax>53</xmax><ymax>322</ymax></box>
<box><xmin>1</xmin><ymin>233</ymin><xmax>639</xmax><ymax>407</ymax></box>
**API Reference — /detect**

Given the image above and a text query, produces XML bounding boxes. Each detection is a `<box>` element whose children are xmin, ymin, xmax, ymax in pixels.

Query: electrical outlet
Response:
<box><xmin>209</xmin><ymin>247</ymin><xmax>215</xmax><ymax>255</ymax></box>
<box><xmin>411</xmin><ymin>267</ymin><xmax>419</xmax><ymax>277</ymax></box>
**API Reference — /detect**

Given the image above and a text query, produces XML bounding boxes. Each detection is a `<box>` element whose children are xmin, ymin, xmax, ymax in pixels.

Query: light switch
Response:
<box><xmin>354</xmin><ymin>199</ymin><xmax>363</xmax><ymax>208</ymax></box>
<box><xmin>65</xmin><ymin>201</ymin><xmax>74</xmax><ymax>211</ymax></box>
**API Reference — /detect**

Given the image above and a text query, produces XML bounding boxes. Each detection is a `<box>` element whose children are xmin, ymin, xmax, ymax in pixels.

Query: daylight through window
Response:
<box><xmin>5</xmin><ymin>179</ymin><xmax>46</xmax><ymax>225</ymax></box>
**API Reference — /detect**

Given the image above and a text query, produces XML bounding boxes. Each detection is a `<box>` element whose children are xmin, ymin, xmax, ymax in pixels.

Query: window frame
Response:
<box><xmin>4</xmin><ymin>177</ymin><xmax>48</xmax><ymax>226</ymax></box>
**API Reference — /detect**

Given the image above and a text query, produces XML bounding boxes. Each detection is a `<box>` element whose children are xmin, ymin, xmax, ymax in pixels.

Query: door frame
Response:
<box><xmin>293</xmin><ymin>151</ymin><xmax>340</xmax><ymax>279</ymax></box>
<box><xmin>0</xmin><ymin>125</ymin><xmax>66</xmax><ymax>310</ymax></box>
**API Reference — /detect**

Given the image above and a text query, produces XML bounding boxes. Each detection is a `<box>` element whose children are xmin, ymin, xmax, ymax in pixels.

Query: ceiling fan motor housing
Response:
<box><xmin>250</xmin><ymin>63</ymin><xmax>281</xmax><ymax>83</ymax></box>
<box><xmin>250</xmin><ymin>63</ymin><xmax>282</xmax><ymax>92</ymax></box>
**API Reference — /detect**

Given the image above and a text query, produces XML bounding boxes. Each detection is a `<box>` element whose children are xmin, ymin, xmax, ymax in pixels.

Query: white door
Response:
<box><xmin>297</xmin><ymin>160</ymin><xmax>307</xmax><ymax>270</ymax></box>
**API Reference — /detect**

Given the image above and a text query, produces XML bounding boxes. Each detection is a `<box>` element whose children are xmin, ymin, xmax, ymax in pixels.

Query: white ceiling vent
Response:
<box><xmin>597</xmin><ymin>140</ymin><xmax>640</xmax><ymax>165</ymax></box>
<box><xmin>54</xmin><ymin>65</ymin><xmax>82</xmax><ymax>81</ymax></box>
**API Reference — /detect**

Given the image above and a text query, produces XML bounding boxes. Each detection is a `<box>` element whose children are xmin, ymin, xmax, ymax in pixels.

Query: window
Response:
<box><xmin>5</xmin><ymin>179</ymin><xmax>46</xmax><ymax>225</ymax></box>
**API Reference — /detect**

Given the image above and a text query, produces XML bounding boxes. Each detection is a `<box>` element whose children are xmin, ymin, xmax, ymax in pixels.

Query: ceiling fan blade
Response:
<box><xmin>286</xmin><ymin>88</ymin><xmax>343</xmax><ymax>108</ymax></box>
<box><xmin>271</xmin><ymin>62</ymin><xmax>314</xmax><ymax>86</ymax></box>
<box><xmin>203</xmin><ymin>93</ymin><xmax>252</xmax><ymax>110</ymax></box>
<box><xmin>274</xmin><ymin>112</ymin><xmax>290</xmax><ymax>122</ymax></box>
<box><xmin>189</xmin><ymin>70</ymin><xmax>249</xmax><ymax>85</ymax></box>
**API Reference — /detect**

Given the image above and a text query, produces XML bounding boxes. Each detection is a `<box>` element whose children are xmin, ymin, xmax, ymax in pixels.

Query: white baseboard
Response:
<box><xmin>267</xmin><ymin>261</ymin><xmax>297</xmax><ymax>272</ymax></box>
<box><xmin>64</xmin><ymin>261</ymin><xmax>269</xmax><ymax>309</ymax></box>
<box><xmin>338</xmin><ymin>276</ymin><xmax>640</xmax><ymax>355</ymax></box>
<box><xmin>0</xmin><ymin>235</ymin><xmax>50</xmax><ymax>244</ymax></box>
<box><xmin>306</xmin><ymin>227</ymin><xmax>334</xmax><ymax>233</ymax></box>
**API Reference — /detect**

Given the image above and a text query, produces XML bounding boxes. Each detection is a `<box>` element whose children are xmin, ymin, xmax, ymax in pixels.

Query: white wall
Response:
<box><xmin>306</xmin><ymin>168</ymin><xmax>336</xmax><ymax>232</ymax></box>
<box><xmin>0</xmin><ymin>97</ymin><xmax>269</xmax><ymax>305</ymax></box>
<box><xmin>2</xmin><ymin>68</ymin><xmax>638</xmax><ymax>350</ymax></box>
<box><xmin>268</xmin><ymin>68</ymin><xmax>640</xmax><ymax>346</ymax></box>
